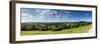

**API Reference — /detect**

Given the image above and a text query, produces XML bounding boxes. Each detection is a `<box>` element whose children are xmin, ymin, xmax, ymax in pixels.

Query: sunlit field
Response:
<box><xmin>21</xmin><ymin>24</ymin><xmax>91</xmax><ymax>36</ymax></box>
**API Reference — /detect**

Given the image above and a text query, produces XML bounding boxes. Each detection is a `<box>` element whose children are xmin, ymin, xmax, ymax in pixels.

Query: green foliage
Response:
<box><xmin>21</xmin><ymin>22</ymin><xmax>92</xmax><ymax>31</ymax></box>
<box><xmin>21</xmin><ymin>25</ymin><xmax>92</xmax><ymax>35</ymax></box>
<box><xmin>21</xmin><ymin>26</ymin><xmax>33</xmax><ymax>31</ymax></box>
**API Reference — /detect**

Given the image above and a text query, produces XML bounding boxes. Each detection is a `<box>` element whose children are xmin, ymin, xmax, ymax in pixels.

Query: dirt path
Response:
<box><xmin>88</xmin><ymin>28</ymin><xmax>93</xmax><ymax>33</ymax></box>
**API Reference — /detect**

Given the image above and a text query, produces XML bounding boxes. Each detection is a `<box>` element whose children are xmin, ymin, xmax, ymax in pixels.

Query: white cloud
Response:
<box><xmin>21</xmin><ymin>13</ymin><xmax>34</xmax><ymax>22</ymax></box>
<box><xmin>21</xmin><ymin>13</ymin><xmax>49</xmax><ymax>23</ymax></box>
<box><xmin>21</xmin><ymin>9</ymin><xmax>72</xmax><ymax>23</ymax></box>
<box><xmin>38</xmin><ymin>10</ymin><xmax>53</xmax><ymax>16</ymax></box>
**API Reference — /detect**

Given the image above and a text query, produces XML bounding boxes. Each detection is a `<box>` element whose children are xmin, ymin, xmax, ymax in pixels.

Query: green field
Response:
<box><xmin>21</xmin><ymin>25</ymin><xmax>92</xmax><ymax>36</ymax></box>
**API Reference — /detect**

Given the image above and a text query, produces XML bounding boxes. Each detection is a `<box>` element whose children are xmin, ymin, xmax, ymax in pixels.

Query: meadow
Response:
<box><xmin>21</xmin><ymin>25</ymin><xmax>91</xmax><ymax>35</ymax></box>
<box><xmin>21</xmin><ymin>21</ymin><xmax>92</xmax><ymax>35</ymax></box>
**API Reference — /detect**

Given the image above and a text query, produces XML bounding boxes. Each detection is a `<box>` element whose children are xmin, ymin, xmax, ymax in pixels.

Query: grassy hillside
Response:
<box><xmin>21</xmin><ymin>25</ymin><xmax>92</xmax><ymax>36</ymax></box>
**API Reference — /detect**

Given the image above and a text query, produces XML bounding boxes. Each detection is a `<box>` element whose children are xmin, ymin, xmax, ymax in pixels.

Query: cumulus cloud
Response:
<box><xmin>21</xmin><ymin>13</ymin><xmax>34</xmax><ymax>22</ymax></box>
<box><xmin>21</xmin><ymin>12</ymin><xmax>50</xmax><ymax>23</ymax></box>
<box><xmin>21</xmin><ymin>9</ymin><xmax>72</xmax><ymax>23</ymax></box>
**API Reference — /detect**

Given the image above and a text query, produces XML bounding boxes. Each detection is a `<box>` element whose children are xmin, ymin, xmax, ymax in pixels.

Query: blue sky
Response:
<box><xmin>21</xmin><ymin>8</ymin><xmax>92</xmax><ymax>23</ymax></box>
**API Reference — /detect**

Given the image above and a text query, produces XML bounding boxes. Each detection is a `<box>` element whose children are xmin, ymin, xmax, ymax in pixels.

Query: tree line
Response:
<box><xmin>21</xmin><ymin>22</ymin><xmax>91</xmax><ymax>31</ymax></box>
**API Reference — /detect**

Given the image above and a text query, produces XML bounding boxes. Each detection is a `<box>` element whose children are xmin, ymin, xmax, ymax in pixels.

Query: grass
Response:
<box><xmin>21</xmin><ymin>25</ymin><xmax>92</xmax><ymax>36</ymax></box>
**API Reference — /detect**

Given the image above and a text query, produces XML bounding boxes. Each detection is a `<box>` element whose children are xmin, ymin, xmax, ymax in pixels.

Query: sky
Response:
<box><xmin>20</xmin><ymin>8</ymin><xmax>92</xmax><ymax>23</ymax></box>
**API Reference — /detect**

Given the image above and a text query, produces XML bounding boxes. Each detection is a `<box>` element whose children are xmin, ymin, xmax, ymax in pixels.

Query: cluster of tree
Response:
<box><xmin>21</xmin><ymin>22</ymin><xmax>91</xmax><ymax>31</ymax></box>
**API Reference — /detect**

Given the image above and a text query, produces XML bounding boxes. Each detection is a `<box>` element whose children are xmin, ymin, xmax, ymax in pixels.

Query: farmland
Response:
<box><xmin>21</xmin><ymin>21</ymin><xmax>92</xmax><ymax>35</ymax></box>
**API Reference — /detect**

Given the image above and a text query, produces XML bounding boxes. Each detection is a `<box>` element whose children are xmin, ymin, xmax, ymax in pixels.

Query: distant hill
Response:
<box><xmin>21</xmin><ymin>21</ymin><xmax>92</xmax><ymax>27</ymax></box>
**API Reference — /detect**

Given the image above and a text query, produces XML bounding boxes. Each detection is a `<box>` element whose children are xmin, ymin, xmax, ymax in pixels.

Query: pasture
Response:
<box><xmin>21</xmin><ymin>25</ymin><xmax>91</xmax><ymax>35</ymax></box>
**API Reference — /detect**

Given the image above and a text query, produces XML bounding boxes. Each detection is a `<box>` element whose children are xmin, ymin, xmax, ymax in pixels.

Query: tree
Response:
<box><xmin>21</xmin><ymin>25</ymin><xmax>26</xmax><ymax>31</ymax></box>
